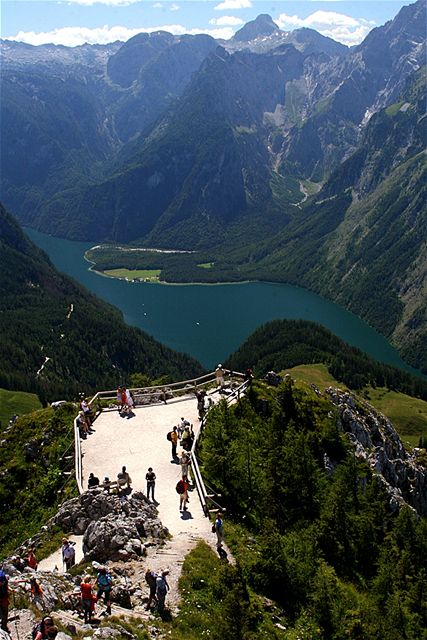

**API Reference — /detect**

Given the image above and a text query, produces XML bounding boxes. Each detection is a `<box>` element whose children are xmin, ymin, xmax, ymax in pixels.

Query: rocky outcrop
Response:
<box><xmin>326</xmin><ymin>387</ymin><xmax>427</xmax><ymax>515</ymax></box>
<box><xmin>12</xmin><ymin>491</ymin><xmax>168</xmax><ymax>565</ymax></box>
<box><xmin>52</xmin><ymin>491</ymin><xmax>168</xmax><ymax>562</ymax></box>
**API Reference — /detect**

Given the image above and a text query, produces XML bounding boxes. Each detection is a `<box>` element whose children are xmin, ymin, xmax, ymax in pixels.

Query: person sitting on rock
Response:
<box><xmin>87</xmin><ymin>472</ymin><xmax>100</xmax><ymax>489</ymax></box>
<box><xmin>117</xmin><ymin>466</ymin><xmax>132</xmax><ymax>495</ymax></box>
<box><xmin>11</xmin><ymin>556</ymin><xmax>26</xmax><ymax>572</ymax></box>
<box><xmin>102</xmin><ymin>477</ymin><xmax>111</xmax><ymax>494</ymax></box>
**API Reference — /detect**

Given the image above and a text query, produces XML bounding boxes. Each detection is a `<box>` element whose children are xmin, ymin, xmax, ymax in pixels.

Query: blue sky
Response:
<box><xmin>1</xmin><ymin>1</ymin><xmax>415</xmax><ymax>47</ymax></box>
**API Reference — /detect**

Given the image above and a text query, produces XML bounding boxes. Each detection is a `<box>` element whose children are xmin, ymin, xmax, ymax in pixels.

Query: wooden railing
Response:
<box><xmin>74</xmin><ymin>370</ymin><xmax>249</xmax><ymax>500</ymax></box>
<box><xmin>189</xmin><ymin>376</ymin><xmax>251</xmax><ymax>516</ymax></box>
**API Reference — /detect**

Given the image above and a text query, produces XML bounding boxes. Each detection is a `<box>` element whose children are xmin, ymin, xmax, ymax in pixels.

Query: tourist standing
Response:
<box><xmin>62</xmin><ymin>539</ymin><xmax>76</xmax><ymax>571</ymax></box>
<box><xmin>25</xmin><ymin>547</ymin><xmax>38</xmax><ymax>570</ymax></box>
<box><xmin>214</xmin><ymin>512</ymin><xmax>224</xmax><ymax>550</ymax></box>
<box><xmin>156</xmin><ymin>570</ymin><xmax>170</xmax><ymax>613</ymax></box>
<box><xmin>170</xmin><ymin>426</ymin><xmax>178</xmax><ymax>460</ymax></box>
<box><xmin>177</xmin><ymin>477</ymin><xmax>189</xmax><ymax>511</ymax></box>
<box><xmin>96</xmin><ymin>567</ymin><xmax>112</xmax><ymax>615</ymax></box>
<box><xmin>215</xmin><ymin>364</ymin><xmax>225</xmax><ymax>389</ymax></box>
<box><xmin>145</xmin><ymin>467</ymin><xmax>156</xmax><ymax>501</ymax></box>
<box><xmin>144</xmin><ymin>569</ymin><xmax>157</xmax><ymax>610</ymax></box>
<box><xmin>180</xmin><ymin>451</ymin><xmax>191</xmax><ymax>479</ymax></box>
<box><xmin>80</xmin><ymin>574</ymin><xmax>94</xmax><ymax>623</ymax></box>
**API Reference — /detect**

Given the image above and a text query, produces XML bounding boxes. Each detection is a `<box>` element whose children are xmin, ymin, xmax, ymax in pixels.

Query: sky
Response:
<box><xmin>1</xmin><ymin>0</ymin><xmax>415</xmax><ymax>48</ymax></box>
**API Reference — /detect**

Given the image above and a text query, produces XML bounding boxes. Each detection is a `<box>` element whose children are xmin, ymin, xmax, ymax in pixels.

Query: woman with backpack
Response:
<box><xmin>96</xmin><ymin>567</ymin><xmax>112</xmax><ymax>615</ymax></box>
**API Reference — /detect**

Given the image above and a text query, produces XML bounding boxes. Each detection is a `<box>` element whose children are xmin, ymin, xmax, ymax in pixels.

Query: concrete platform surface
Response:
<box><xmin>81</xmin><ymin>393</ymin><xmax>221</xmax><ymax>541</ymax></box>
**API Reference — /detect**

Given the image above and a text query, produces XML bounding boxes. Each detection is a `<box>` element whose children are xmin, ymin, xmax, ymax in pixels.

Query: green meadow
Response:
<box><xmin>0</xmin><ymin>388</ymin><xmax>42</xmax><ymax>430</ymax></box>
<box><xmin>103</xmin><ymin>268</ymin><xmax>161</xmax><ymax>282</ymax></box>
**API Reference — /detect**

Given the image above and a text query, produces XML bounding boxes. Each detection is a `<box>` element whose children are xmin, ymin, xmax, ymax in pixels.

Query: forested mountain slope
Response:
<box><xmin>0</xmin><ymin>204</ymin><xmax>203</xmax><ymax>401</ymax></box>
<box><xmin>0</xmin><ymin>1</ymin><xmax>425</xmax><ymax>374</ymax></box>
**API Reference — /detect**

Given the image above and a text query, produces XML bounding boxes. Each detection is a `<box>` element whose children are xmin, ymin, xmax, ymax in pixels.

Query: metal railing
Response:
<box><xmin>74</xmin><ymin>370</ymin><xmax>249</xmax><ymax>498</ymax></box>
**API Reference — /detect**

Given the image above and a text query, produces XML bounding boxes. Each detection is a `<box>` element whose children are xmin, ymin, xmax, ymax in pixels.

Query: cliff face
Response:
<box><xmin>326</xmin><ymin>387</ymin><xmax>427</xmax><ymax>516</ymax></box>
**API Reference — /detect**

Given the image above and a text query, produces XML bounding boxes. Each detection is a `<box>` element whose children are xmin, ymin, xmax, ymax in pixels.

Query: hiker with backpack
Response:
<box><xmin>0</xmin><ymin>571</ymin><xmax>9</xmax><ymax>633</ymax></box>
<box><xmin>96</xmin><ymin>567</ymin><xmax>112</xmax><ymax>615</ymax></box>
<box><xmin>176</xmin><ymin>476</ymin><xmax>189</xmax><ymax>511</ymax></box>
<box><xmin>144</xmin><ymin>569</ymin><xmax>157</xmax><ymax>610</ymax></box>
<box><xmin>155</xmin><ymin>570</ymin><xmax>170</xmax><ymax>613</ymax></box>
<box><xmin>168</xmin><ymin>426</ymin><xmax>179</xmax><ymax>460</ymax></box>
<box><xmin>214</xmin><ymin>512</ymin><xmax>225</xmax><ymax>550</ymax></box>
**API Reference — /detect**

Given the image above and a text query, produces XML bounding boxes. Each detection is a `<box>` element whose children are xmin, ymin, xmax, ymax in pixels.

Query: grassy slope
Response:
<box><xmin>284</xmin><ymin>364</ymin><xmax>427</xmax><ymax>447</ymax></box>
<box><xmin>0</xmin><ymin>388</ymin><xmax>42</xmax><ymax>430</ymax></box>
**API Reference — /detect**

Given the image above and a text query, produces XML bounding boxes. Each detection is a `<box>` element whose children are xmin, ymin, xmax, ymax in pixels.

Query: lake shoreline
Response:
<box><xmin>27</xmin><ymin>227</ymin><xmax>424</xmax><ymax>378</ymax></box>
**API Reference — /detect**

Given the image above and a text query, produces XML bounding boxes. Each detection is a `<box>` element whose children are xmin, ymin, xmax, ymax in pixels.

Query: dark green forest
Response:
<box><xmin>224</xmin><ymin>319</ymin><xmax>427</xmax><ymax>400</ymax></box>
<box><xmin>0</xmin><ymin>204</ymin><xmax>204</xmax><ymax>402</ymax></box>
<box><xmin>198</xmin><ymin>381</ymin><xmax>427</xmax><ymax>639</ymax></box>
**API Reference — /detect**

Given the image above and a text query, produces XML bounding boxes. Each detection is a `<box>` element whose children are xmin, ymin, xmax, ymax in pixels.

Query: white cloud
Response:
<box><xmin>7</xmin><ymin>24</ymin><xmax>235</xmax><ymax>47</ymax></box>
<box><xmin>152</xmin><ymin>3</ymin><xmax>162</xmax><ymax>8</ymax></box>
<box><xmin>214</xmin><ymin>0</ymin><xmax>252</xmax><ymax>11</ymax></box>
<box><xmin>209</xmin><ymin>16</ymin><xmax>244</xmax><ymax>27</ymax></box>
<box><xmin>170</xmin><ymin>3</ymin><xmax>180</xmax><ymax>11</ymax></box>
<box><xmin>276</xmin><ymin>10</ymin><xmax>375</xmax><ymax>45</ymax></box>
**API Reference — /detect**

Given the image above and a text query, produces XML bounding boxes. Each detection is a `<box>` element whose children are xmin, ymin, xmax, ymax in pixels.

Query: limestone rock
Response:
<box><xmin>326</xmin><ymin>387</ymin><xmax>427</xmax><ymax>515</ymax></box>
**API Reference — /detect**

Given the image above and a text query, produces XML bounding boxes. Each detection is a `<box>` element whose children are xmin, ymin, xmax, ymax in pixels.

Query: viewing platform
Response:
<box><xmin>76</xmin><ymin>372</ymin><xmax>250</xmax><ymax>541</ymax></box>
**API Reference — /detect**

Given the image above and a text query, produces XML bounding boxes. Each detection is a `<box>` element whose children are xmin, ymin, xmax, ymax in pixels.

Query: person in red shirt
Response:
<box><xmin>177</xmin><ymin>476</ymin><xmax>189</xmax><ymax>511</ymax></box>
<box><xmin>80</xmin><ymin>575</ymin><xmax>94</xmax><ymax>623</ymax></box>
<box><xmin>25</xmin><ymin>547</ymin><xmax>38</xmax><ymax>570</ymax></box>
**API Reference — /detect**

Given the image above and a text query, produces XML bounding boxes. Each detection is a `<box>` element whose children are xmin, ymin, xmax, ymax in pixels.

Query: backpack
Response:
<box><xmin>166</xmin><ymin>431</ymin><xmax>172</xmax><ymax>442</ymax></box>
<box><xmin>145</xmin><ymin>570</ymin><xmax>156</xmax><ymax>587</ymax></box>
<box><xmin>176</xmin><ymin>480</ymin><xmax>185</xmax><ymax>494</ymax></box>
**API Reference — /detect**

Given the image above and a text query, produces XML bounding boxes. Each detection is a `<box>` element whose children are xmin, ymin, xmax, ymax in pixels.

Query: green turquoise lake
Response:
<box><xmin>26</xmin><ymin>228</ymin><xmax>423</xmax><ymax>375</ymax></box>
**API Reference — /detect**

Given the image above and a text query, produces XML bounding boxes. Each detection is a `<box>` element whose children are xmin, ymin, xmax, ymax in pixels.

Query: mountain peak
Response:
<box><xmin>232</xmin><ymin>14</ymin><xmax>280</xmax><ymax>42</ymax></box>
